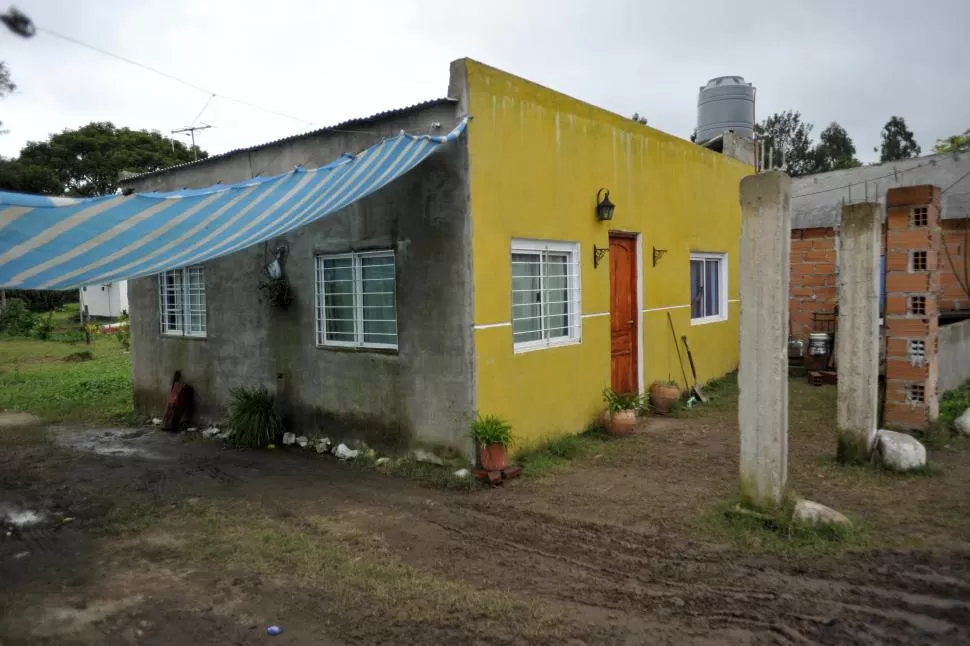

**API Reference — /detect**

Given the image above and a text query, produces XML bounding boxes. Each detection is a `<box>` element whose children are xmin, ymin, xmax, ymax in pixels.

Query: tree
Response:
<box><xmin>879</xmin><ymin>116</ymin><xmax>921</xmax><ymax>162</ymax></box>
<box><xmin>934</xmin><ymin>128</ymin><xmax>970</xmax><ymax>154</ymax></box>
<box><xmin>2</xmin><ymin>122</ymin><xmax>207</xmax><ymax>196</ymax></box>
<box><xmin>812</xmin><ymin>122</ymin><xmax>862</xmax><ymax>172</ymax></box>
<box><xmin>754</xmin><ymin>111</ymin><xmax>816</xmax><ymax>176</ymax></box>
<box><xmin>0</xmin><ymin>61</ymin><xmax>14</xmax><ymax>133</ymax></box>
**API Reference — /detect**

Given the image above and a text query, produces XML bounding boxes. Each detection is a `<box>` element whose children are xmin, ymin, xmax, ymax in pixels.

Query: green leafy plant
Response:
<box><xmin>259</xmin><ymin>276</ymin><xmax>293</xmax><ymax>308</ymax></box>
<box><xmin>603</xmin><ymin>388</ymin><xmax>642</xmax><ymax>413</ymax></box>
<box><xmin>33</xmin><ymin>311</ymin><xmax>54</xmax><ymax>340</ymax></box>
<box><xmin>115</xmin><ymin>312</ymin><xmax>131</xmax><ymax>351</ymax></box>
<box><xmin>228</xmin><ymin>386</ymin><xmax>284</xmax><ymax>449</ymax></box>
<box><xmin>469</xmin><ymin>413</ymin><xmax>513</xmax><ymax>447</ymax></box>
<box><xmin>0</xmin><ymin>298</ymin><xmax>38</xmax><ymax>336</ymax></box>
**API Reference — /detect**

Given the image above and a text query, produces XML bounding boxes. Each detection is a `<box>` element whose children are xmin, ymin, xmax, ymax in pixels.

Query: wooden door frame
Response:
<box><xmin>607</xmin><ymin>230</ymin><xmax>643</xmax><ymax>393</ymax></box>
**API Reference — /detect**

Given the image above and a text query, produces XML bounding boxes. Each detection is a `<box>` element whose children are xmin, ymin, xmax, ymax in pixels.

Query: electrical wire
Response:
<box><xmin>37</xmin><ymin>26</ymin><xmax>315</xmax><ymax>127</ymax></box>
<box><xmin>792</xmin><ymin>160</ymin><xmax>934</xmax><ymax>199</ymax></box>
<box><xmin>941</xmin><ymin>169</ymin><xmax>970</xmax><ymax>194</ymax></box>
<box><xmin>190</xmin><ymin>94</ymin><xmax>216</xmax><ymax>126</ymax></box>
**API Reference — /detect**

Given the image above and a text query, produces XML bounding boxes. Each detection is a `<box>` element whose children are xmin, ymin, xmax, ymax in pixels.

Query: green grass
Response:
<box><xmin>698</xmin><ymin>497</ymin><xmax>866</xmax><ymax>554</ymax></box>
<box><xmin>679</xmin><ymin>371</ymin><xmax>740</xmax><ymax>419</ymax></box>
<box><xmin>0</xmin><ymin>336</ymin><xmax>134</xmax><ymax>423</ymax></box>
<box><xmin>940</xmin><ymin>378</ymin><xmax>970</xmax><ymax>428</ymax></box>
<box><xmin>515</xmin><ymin>426</ymin><xmax>614</xmax><ymax>477</ymax></box>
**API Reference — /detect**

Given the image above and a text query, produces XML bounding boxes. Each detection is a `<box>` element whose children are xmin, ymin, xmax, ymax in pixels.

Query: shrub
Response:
<box><xmin>116</xmin><ymin>312</ymin><xmax>131</xmax><ymax>351</ymax></box>
<box><xmin>34</xmin><ymin>311</ymin><xmax>55</xmax><ymax>340</ymax></box>
<box><xmin>227</xmin><ymin>386</ymin><xmax>283</xmax><ymax>449</ymax></box>
<box><xmin>259</xmin><ymin>277</ymin><xmax>293</xmax><ymax>308</ymax></box>
<box><xmin>470</xmin><ymin>413</ymin><xmax>513</xmax><ymax>447</ymax></box>
<box><xmin>0</xmin><ymin>299</ymin><xmax>38</xmax><ymax>336</ymax></box>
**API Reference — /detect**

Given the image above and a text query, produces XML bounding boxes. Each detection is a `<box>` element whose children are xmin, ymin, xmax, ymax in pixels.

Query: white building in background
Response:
<box><xmin>79</xmin><ymin>281</ymin><xmax>128</xmax><ymax>318</ymax></box>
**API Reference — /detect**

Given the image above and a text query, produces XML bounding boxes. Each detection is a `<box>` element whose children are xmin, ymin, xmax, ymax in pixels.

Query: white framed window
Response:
<box><xmin>315</xmin><ymin>251</ymin><xmax>397</xmax><ymax>350</ymax></box>
<box><xmin>159</xmin><ymin>266</ymin><xmax>206</xmax><ymax>337</ymax></box>
<box><xmin>511</xmin><ymin>239</ymin><xmax>581</xmax><ymax>353</ymax></box>
<box><xmin>690</xmin><ymin>252</ymin><xmax>727</xmax><ymax>325</ymax></box>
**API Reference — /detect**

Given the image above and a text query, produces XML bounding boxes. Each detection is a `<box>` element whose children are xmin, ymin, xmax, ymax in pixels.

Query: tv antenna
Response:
<box><xmin>171</xmin><ymin>124</ymin><xmax>212</xmax><ymax>160</ymax></box>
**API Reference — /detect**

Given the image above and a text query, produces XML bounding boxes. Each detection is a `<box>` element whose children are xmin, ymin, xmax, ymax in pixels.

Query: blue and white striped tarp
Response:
<box><xmin>0</xmin><ymin>118</ymin><xmax>468</xmax><ymax>289</ymax></box>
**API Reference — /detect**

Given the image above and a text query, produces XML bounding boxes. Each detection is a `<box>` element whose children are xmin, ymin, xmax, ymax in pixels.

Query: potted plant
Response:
<box><xmin>603</xmin><ymin>388</ymin><xmax>641</xmax><ymax>435</ymax></box>
<box><xmin>470</xmin><ymin>413</ymin><xmax>513</xmax><ymax>471</ymax></box>
<box><xmin>649</xmin><ymin>380</ymin><xmax>680</xmax><ymax>415</ymax></box>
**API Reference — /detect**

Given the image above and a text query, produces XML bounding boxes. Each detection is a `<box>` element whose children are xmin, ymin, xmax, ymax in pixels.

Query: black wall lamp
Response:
<box><xmin>593</xmin><ymin>245</ymin><xmax>609</xmax><ymax>269</ymax></box>
<box><xmin>596</xmin><ymin>188</ymin><xmax>615</xmax><ymax>221</ymax></box>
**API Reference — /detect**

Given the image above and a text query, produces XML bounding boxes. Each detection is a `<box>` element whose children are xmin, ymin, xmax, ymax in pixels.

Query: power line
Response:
<box><xmin>190</xmin><ymin>93</ymin><xmax>216</xmax><ymax>126</ymax></box>
<box><xmin>37</xmin><ymin>26</ymin><xmax>315</xmax><ymax>127</ymax></box>
<box><xmin>941</xmin><ymin>169</ymin><xmax>970</xmax><ymax>195</ymax></box>
<box><xmin>791</xmin><ymin>160</ymin><xmax>935</xmax><ymax>199</ymax></box>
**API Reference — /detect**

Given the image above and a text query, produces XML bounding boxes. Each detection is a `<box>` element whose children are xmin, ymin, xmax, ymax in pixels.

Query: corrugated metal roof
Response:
<box><xmin>120</xmin><ymin>97</ymin><xmax>458</xmax><ymax>183</ymax></box>
<box><xmin>792</xmin><ymin>152</ymin><xmax>970</xmax><ymax>229</ymax></box>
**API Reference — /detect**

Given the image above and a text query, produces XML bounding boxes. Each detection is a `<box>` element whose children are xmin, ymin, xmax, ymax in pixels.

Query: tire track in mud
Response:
<box><xmin>411</xmin><ymin>498</ymin><xmax>970</xmax><ymax>645</ymax></box>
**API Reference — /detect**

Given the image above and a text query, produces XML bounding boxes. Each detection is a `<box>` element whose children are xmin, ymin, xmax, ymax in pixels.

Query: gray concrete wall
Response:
<box><xmin>939</xmin><ymin>318</ymin><xmax>970</xmax><ymax>393</ymax></box>
<box><xmin>125</xmin><ymin>102</ymin><xmax>476</xmax><ymax>459</ymax></box>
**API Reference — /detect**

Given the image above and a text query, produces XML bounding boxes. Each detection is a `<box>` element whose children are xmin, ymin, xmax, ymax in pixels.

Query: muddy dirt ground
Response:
<box><xmin>2</xmin><ymin>401</ymin><xmax>970</xmax><ymax>645</ymax></box>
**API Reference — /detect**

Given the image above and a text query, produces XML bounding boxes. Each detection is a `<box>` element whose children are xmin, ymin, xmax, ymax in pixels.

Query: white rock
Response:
<box><xmin>186</xmin><ymin>427</ymin><xmax>198</xmax><ymax>433</ymax></box>
<box><xmin>334</xmin><ymin>443</ymin><xmax>359</xmax><ymax>460</ymax></box>
<box><xmin>282</xmin><ymin>432</ymin><xmax>296</xmax><ymax>446</ymax></box>
<box><xmin>375</xmin><ymin>457</ymin><xmax>391</xmax><ymax>466</ymax></box>
<box><xmin>876</xmin><ymin>429</ymin><xmax>927</xmax><ymax>471</ymax></box>
<box><xmin>314</xmin><ymin>438</ymin><xmax>332</xmax><ymax>454</ymax></box>
<box><xmin>954</xmin><ymin>408</ymin><xmax>970</xmax><ymax>436</ymax></box>
<box><xmin>217</xmin><ymin>429</ymin><xmax>233</xmax><ymax>440</ymax></box>
<box><xmin>793</xmin><ymin>499</ymin><xmax>852</xmax><ymax>527</ymax></box>
<box><xmin>296</xmin><ymin>436</ymin><xmax>309</xmax><ymax>448</ymax></box>
<box><xmin>411</xmin><ymin>448</ymin><xmax>445</xmax><ymax>465</ymax></box>
<box><xmin>151</xmin><ymin>418</ymin><xmax>162</xmax><ymax>426</ymax></box>
<box><xmin>201</xmin><ymin>427</ymin><xmax>220</xmax><ymax>438</ymax></box>
<box><xmin>453</xmin><ymin>468</ymin><xmax>471</xmax><ymax>479</ymax></box>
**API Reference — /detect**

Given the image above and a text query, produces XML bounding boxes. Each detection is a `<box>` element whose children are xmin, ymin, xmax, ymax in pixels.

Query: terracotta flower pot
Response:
<box><xmin>650</xmin><ymin>383</ymin><xmax>680</xmax><ymax>415</ymax></box>
<box><xmin>608</xmin><ymin>409</ymin><xmax>637</xmax><ymax>435</ymax></box>
<box><xmin>479</xmin><ymin>443</ymin><xmax>509</xmax><ymax>471</ymax></box>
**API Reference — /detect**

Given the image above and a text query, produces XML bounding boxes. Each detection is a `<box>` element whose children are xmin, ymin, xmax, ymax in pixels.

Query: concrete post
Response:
<box><xmin>836</xmin><ymin>203</ymin><xmax>881</xmax><ymax>462</ymax></box>
<box><xmin>739</xmin><ymin>171</ymin><xmax>791</xmax><ymax>509</ymax></box>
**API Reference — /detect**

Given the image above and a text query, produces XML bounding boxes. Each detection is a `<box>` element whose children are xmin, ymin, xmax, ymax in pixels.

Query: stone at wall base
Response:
<box><xmin>954</xmin><ymin>408</ymin><xmax>970</xmax><ymax>436</ymax></box>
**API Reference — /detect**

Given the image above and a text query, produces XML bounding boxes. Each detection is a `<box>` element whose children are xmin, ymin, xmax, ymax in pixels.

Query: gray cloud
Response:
<box><xmin>2</xmin><ymin>0</ymin><xmax>967</xmax><ymax>164</ymax></box>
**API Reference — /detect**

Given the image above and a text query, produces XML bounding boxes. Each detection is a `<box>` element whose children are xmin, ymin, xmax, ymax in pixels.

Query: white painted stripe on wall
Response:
<box><xmin>729</xmin><ymin>299</ymin><xmax>740</xmax><ymax>303</ymax></box>
<box><xmin>581</xmin><ymin>312</ymin><xmax>609</xmax><ymax>319</ymax></box>
<box><xmin>643</xmin><ymin>304</ymin><xmax>691</xmax><ymax>313</ymax></box>
<box><xmin>474</xmin><ymin>322</ymin><xmax>512</xmax><ymax>330</ymax></box>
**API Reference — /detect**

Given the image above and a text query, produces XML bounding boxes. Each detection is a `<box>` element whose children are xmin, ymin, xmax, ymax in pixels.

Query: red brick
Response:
<box><xmin>791</xmin><ymin>287</ymin><xmax>813</xmax><ymax>297</ymax></box>
<box><xmin>886</xmin><ymin>272</ymin><xmax>929</xmax><ymax>292</ymax></box>
<box><xmin>811</xmin><ymin>262</ymin><xmax>836</xmax><ymax>275</ymax></box>
<box><xmin>886</xmin><ymin>251</ymin><xmax>909</xmax><ymax>272</ymax></box>
<box><xmin>886</xmin><ymin>338</ymin><xmax>909</xmax><ymax>358</ymax></box>
<box><xmin>803</xmin><ymin>249</ymin><xmax>833</xmax><ymax>262</ymax></box>
<box><xmin>813</xmin><ymin>287</ymin><xmax>836</xmax><ymax>300</ymax></box>
<box><xmin>885</xmin><ymin>295</ymin><xmax>908</xmax><ymax>315</ymax></box>
<box><xmin>801</xmin><ymin>274</ymin><xmax>828</xmax><ymax>287</ymax></box>
<box><xmin>888</xmin><ymin>230</ymin><xmax>931</xmax><ymax>249</ymax></box>
<box><xmin>884</xmin><ymin>404</ymin><xmax>929</xmax><ymax>430</ymax></box>
<box><xmin>886</xmin><ymin>185</ymin><xmax>940</xmax><ymax>209</ymax></box>
<box><xmin>791</xmin><ymin>263</ymin><xmax>816</xmax><ymax>276</ymax></box>
<box><xmin>885</xmin><ymin>359</ymin><xmax>929</xmax><ymax>381</ymax></box>
<box><xmin>801</xmin><ymin>227</ymin><xmax>835</xmax><ymax>239</ymax></box>
<box><xmin>885</xmin><ymin>317</ymin><xmax>930</xmax><ymax>337</ymax></box>
<box><xmin>791</xmin><ymin>240</ymin><xmax>814</xmax><ymax>252</ymax></box>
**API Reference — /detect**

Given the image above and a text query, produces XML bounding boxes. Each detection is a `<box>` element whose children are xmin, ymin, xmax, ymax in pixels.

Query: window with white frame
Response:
<box><xmin>511</xmin><ymin>239</ymin><xmax>581</xmax><ymax>351</ymax></box>
<box><xmin>690</xmin><ymin>252</ymin><xmax>727</xmax><ymax>324</ymax></box>
<box><xmin>159</xmin><ymin>266</ymin><xmax>206</xmax><ymax>337</ymax></box>
<box><xmin>315</xmin><ymin>251</ymin><xmax>397</xmax><ymax>349</ymax></box>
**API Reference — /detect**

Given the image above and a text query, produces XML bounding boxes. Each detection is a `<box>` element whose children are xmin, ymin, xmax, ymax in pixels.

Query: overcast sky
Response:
<box><xmin>1</xmin><ymin>0</ymin><xmax>967</xmax><ymax>165</ymax></box>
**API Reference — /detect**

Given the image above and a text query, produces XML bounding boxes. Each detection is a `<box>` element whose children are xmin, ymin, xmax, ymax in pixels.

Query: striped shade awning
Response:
<box><xmin>0</xmin><ymin>118</ymin><xmax>468</xmax><ymax>289</ymax></box>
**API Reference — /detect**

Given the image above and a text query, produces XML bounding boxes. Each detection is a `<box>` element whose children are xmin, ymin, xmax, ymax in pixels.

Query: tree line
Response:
<box><xmin>753</xmin><ymin>112</ymin><xmax>969</xmax><ymax>177</ymax></box>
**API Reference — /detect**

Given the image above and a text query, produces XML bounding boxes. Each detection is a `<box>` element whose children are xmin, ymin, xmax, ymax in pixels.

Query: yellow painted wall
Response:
<box><xmin>461</xmin><ymin>59</ymin><xmax>752</xmax><ymax>448</ymax></box>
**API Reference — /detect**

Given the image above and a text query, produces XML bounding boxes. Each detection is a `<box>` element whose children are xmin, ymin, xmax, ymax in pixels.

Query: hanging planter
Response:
<box><xmin>259</xmin><ymin>276</ymin><xmax>293</xmax><ymax>309</ymax></box>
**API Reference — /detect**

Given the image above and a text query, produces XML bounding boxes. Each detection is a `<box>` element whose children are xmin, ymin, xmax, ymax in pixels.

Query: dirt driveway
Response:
<box><xmin>2</xmin><ymin>393</ymin><xmax>970</xmax><ymax>645</ymax></box>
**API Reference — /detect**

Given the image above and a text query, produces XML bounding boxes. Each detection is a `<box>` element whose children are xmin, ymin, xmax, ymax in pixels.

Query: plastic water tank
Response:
<box><xmin>696</xmin><ymin>76</ymin><xmax>755</xmax><ymax>144</ymax></box>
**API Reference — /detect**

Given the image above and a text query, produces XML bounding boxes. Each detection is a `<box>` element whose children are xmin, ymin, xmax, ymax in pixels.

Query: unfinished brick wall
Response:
<box><xmin>883</xmin><ymin>185</ymin><xmax>941</xmax><ymax>429</ymax></box>
<box><xmin>790</xmin><ymin>227</ymin><xmax>837</xmax><ymax>339</ymax></box>
<box><xmin>941</xmin><ymin>220</ymin><xmax>970</xmax><ymax>311</ymax></box>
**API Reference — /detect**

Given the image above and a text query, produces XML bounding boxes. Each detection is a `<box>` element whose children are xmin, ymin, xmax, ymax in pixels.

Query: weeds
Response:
<box><xmin>227</xmin><ymin>386</ymin><xmax>283</xmax><ymax>448</ymax></box>
<box><xmin>940</xmin><ymin>379</ymin><xmax>970</xmax><ymax>427</ymax></box>
<box><xmin>376</xmin><ymin>457</ymin><xmax>477</xmax><ymax>491</ymax></box>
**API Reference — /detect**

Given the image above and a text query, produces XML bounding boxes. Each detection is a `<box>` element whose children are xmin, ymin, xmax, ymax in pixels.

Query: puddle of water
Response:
<box><xmin>53</xmin><ymin>428</ymin><xmax>169</xmax><ymax>461</ymax></box>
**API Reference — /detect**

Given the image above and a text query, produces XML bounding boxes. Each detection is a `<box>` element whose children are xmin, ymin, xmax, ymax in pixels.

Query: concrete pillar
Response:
<box><xmin>836</xmin><ymin>203</ymin><xmax>881</xmax><ymax>462</ymax></box>
<box><xmin>739</xmin><ymin>171</ymin><xmax>791</xmax><ymax>509</ymax></box>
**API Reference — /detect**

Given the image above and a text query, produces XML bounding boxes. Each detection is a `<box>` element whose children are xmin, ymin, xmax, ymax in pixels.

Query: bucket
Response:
<box><xmin>806</xmin><ymin>333</ymin><xmax>831</xmax><ymax>371</ymax></box>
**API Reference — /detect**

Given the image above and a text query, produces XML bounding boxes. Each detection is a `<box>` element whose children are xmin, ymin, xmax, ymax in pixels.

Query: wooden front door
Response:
<box><xmin>609</xmin><ymin>233</ymin><xmax>638</xmax><ymax>394</ymax></box>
